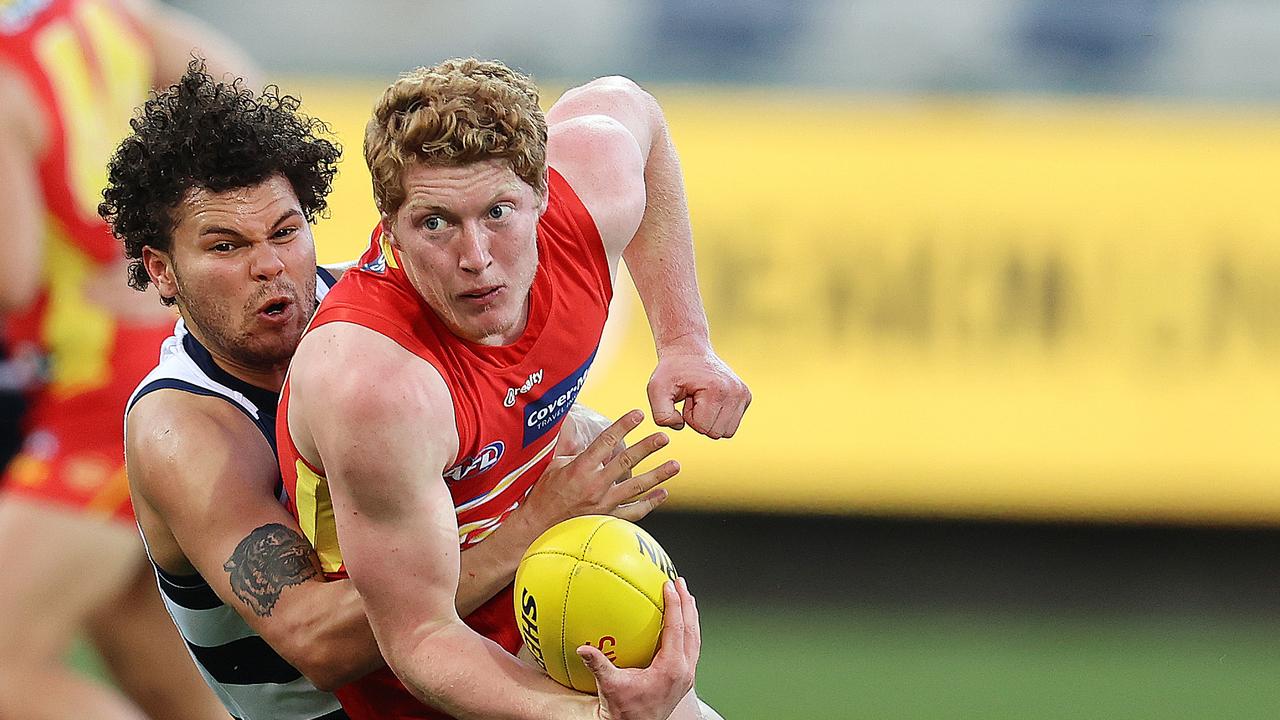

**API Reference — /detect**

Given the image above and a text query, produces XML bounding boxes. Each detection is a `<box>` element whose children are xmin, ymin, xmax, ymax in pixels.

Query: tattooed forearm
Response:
<box><xmin>223</xmin><ymin>523</ymin><xmax>322</xmax><ymax>617</ymax></box>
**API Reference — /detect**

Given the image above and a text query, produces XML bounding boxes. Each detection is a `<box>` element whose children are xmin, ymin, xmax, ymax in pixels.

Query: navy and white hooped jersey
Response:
<box><xmin>125</xmin><ymin>268</ymin><xmax>347</xmax><ymax>720</ymax></box>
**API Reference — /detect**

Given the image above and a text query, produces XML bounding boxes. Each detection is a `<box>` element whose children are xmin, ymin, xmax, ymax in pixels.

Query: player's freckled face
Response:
<box><xmin>160</xmin><ymin>174</ymin><xmax>318</xmax><ymax>375</ymax></box>
<box><xmin>385</xmin><ymin>159</ymin><xmax>546</xmax><ymax>346</ymax></box>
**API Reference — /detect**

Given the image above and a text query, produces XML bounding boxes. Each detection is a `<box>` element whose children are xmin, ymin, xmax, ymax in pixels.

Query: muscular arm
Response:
<box><xmin>547</xmin><ymin>77</ymin><xmax>708</xmax><ymax>354</ymax></box>
<box><xmin>126</xmin><ymin>391</ymin><xmax>382</xmax><ymax>691</ymax></box>
<box><xmin>0</xmin><ymin>65</ymin><xmax>48</xmax><ymax>311</ymax></box>
<box><xmin>547</xmin><ymin>78</ymin><xmax>750</xmax><ymax>438</ymax></box>
<box><xmin>287</xmin><ymin>323</ymin><xmax>596</xmax><ymax>720</ymax></box>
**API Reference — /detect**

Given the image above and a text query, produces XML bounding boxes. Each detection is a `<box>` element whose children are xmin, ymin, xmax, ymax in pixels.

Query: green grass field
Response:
<box><xmin>71</xmin><ymin>603</ymin><xmax>1280</xmax><ymax>719</ymax></box>
<box><xmin>695</xmin><ymin>604</ymin><xmax>1280</xmax><ymax>719</ymax></box>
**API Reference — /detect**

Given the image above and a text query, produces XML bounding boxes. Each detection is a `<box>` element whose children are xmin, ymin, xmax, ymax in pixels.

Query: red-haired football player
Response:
<box><xmin>280</xmin><ymin>58</ymin><xmax>748</xmax><ymax>719</ymax></box>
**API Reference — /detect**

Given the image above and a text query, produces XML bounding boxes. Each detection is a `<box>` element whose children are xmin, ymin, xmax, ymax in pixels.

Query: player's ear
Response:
<box><xmin>141</xmin><ymin>246</ymin><xmax>178</xmax><ymax>304</ymax></box>
<box><xmin>381</xmin><ymin>213</ymin><xmax>400</xmax><ymax>250</ymax></box>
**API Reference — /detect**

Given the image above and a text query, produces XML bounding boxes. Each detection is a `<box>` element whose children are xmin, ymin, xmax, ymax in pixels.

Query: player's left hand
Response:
<box><xmin>582</xmin><ymin>577</ymin><xmax>700</xmax><ymax>720</ymax></box>
<box><xmin>647</xmin><ymin>346</ymin><xmax>750</xmax><ymax>439</ymax></box>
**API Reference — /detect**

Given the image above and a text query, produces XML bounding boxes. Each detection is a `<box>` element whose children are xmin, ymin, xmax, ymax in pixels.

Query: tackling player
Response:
<box><xmin>0</xmin><ymin>1</ymin><xmax>253</xmax><ymax>717</ymax></box>
<box><xmin>107</xmin><ymin>62</ymin><xmax>363</xmax><ymax>720</ymax></box>
<box><xmin>280</xmin><ymin>59</ymin><xmax>750</xmax><ymax>718</ymax></box>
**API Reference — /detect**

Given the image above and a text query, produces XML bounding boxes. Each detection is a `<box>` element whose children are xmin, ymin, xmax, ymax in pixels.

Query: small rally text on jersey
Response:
<box><xmin>504</xmin><ymin>368</ymin><xmax>544</xmax><ymax>408</ymax></box>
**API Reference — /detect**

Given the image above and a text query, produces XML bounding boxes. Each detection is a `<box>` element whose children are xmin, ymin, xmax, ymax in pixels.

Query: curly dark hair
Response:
<box><xmin>100</xmin><ymin>60</ymin><xmax>341</xmax><ymax>304</ymax></box>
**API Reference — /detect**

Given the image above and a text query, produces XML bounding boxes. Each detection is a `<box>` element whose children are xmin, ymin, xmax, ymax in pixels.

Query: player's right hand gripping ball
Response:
<box><xmin>514</xmin><ymin>515</ymin><xmax>679</xmax><ymax>693</ymax></box>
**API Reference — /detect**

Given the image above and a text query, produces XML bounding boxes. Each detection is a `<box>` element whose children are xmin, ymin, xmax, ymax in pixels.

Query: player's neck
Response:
<box><xmin>210</xmin><ymin>355</ymin><xmax>288</xmax><ymax>393</ymax></box>
<box><xmin>182</xmin><ymin>320</ymin><xmax>289</xmax><ymax>392</ymax></box>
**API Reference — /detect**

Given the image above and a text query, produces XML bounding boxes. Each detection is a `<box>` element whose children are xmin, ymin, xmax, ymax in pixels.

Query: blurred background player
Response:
<box><xmin>0</xmin><ymin>1</ymin><xmax>257</xmax><ymax>717</ymax></box>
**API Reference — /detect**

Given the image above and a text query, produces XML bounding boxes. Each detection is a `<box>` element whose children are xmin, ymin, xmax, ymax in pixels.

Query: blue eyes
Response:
<box><xmin>424</xmin><ymin>206</ymin><xmax>511</xmax><ymax>230</ymax></box>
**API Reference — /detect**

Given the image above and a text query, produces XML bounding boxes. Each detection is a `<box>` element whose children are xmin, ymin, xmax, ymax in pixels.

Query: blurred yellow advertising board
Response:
<box><xmin>293</xmin><ymin>78</ymin><xmax>1280</xmax><ymax>523</ymax></box>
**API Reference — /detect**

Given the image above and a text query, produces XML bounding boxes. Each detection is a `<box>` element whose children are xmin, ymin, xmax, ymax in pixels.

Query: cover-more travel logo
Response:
<box><xmin>522</xmin><ymin>352</ymin><xmax>595</xmax><ymax>447</ymax></box>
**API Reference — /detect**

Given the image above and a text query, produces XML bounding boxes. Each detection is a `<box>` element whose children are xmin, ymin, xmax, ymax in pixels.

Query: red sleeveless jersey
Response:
<box><xmin>279</xmin><ymin>168</ymin><xmax>613</xmax><ymax>719</ymax></box>
<box><xmin>0</xmin><ymin>0</ymin><xmax>171</xmax><ymax>522</ymax></box>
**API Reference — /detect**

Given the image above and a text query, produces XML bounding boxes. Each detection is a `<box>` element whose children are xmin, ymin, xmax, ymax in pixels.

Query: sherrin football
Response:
<box><xmin>514</xmin><ymin>515</ymin><xmax>679</xmax><ymax>693</ymax></box>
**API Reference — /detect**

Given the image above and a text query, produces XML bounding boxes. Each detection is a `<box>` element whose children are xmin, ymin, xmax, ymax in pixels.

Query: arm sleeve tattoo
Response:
<box><xmin>223</xmin><ymin>523</ymin><xmax>322</xmax><ymax>617</ymax></box>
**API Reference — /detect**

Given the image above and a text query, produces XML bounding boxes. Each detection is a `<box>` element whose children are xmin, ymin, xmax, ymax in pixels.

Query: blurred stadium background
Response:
<box><xmin>79</xmin><ymin>0</ymin><xmax>1280</xmax><ymax>716</ymax></box>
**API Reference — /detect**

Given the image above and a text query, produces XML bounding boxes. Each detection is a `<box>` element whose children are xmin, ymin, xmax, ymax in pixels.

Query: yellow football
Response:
<box><xmin>514</xmin><ymin>515</ymin><xmax>679</xmax><ymax>693</ymax></box>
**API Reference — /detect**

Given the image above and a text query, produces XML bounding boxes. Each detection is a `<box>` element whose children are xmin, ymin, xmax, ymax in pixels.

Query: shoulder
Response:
<box><xmin>291</xmin><ymin>321</ymin><xmax>454</xmax><ymax>427</ymax></box>
<box><xmin>126</xmin><ymin>389</ymin><xmax>275</xmax><ymax>498</ymax></box>
<box><xmin>288</xmin><ymin>321</ymin><xmax>459</xmax><ymax>481</ymax></box>
<box><xmin>546</xmin><ymin>80</ymin><xmax>649</xmax><ymax>263</ymax></box>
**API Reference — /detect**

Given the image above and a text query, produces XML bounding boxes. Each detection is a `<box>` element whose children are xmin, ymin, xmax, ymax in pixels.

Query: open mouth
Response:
<box><xmin>257</xmin><ymin>296</ymin><xmax>293</xmax><ymax>318</ymax></box>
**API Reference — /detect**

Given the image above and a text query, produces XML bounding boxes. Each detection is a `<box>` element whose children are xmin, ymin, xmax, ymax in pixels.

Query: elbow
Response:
<box><xmin>297</xmin><ymin>666</ymin><xmax>344</xmax><ymax>694</ymax></box>
<box><xmin>379</xmin><ymin>631</ymin><xmax>425</xmax><ymax>686</ymax></box>
<box><xmin>257</xmin><ymin>615</ymin><xmax>369</xmax><ymax>692</ymax></box>
<box><xmin>285</xmin><ymin>622</ymin><xmax>383</xmax><ymax>692</ymax></box>
<box><xmin>584</xmin><ymin>75</ymin><xmax>655</xmax><ymax>111</ymax></box>
<box><xmin>289</xmin><ymin>639</ymin><xmax>374</xmax><ymax>692</ymax></box>
<box><xmin>564</xmin><ymin>75</ymin><xmax>659</xmax><ymax>121</ymax></box>
<box><xmin>585</xmin><ymin>75</ymin><xmax>645</xmax><ymax>97</ymax></box>
<box><xmin>378</xmin><ymin>620</ymin><xmax>463</xmax><ymax>702</ymax></box>
<box><xmin>298</xmin><ymin>661</ymin><xmax>352</xmax><ymax>694</ymax></box>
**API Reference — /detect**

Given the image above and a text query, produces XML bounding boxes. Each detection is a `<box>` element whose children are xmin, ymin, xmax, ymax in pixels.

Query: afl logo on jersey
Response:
<box><xmin>443</xmin><ymin>441</ymin><xmax>505</xmax><ymax>483</ymax></box>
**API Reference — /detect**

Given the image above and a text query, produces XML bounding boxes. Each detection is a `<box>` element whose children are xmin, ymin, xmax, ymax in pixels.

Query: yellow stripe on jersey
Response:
<box><xmin>34</xmin><ymin>0</ymin><xmax>151</xmax><ymax>221</ymax></box>
<box><xmin>42</xmin><ymin>219</ymin><xmax>114</xmax><ymax>397</ymax></box>
<box><xmin>294</xmin><ymin>459</ymin><xmax>344</xmax><ymax>574</ymax></box>
<box><xmin>378</xmin><ymin>233</ymin><xmax>400</xmax><ymax>270</ymax></box>
<box><xmin>454</xmin><ymin>439</ymin><xmax>556</xmax><ymax>515</ymax></box>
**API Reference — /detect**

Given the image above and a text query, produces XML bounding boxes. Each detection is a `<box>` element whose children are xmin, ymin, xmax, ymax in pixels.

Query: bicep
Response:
<box><xmin>547</xmin><ymin>114</ymin><xmax>647</xmax><ymax>268</ymax></box>
<box><xmin>128</xmin><ymin>397</ymin><xmax>321</xmax><ymax>621</ymax></box>
<box><xmin>325</xmin><ymin>445</ymin><xmax>462</xmax><ymax>648</ymax></box>
<box><xmin>291</xmin><ymin>325</ymin><xmax>463</xmax><ymax>661</ymax></box>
